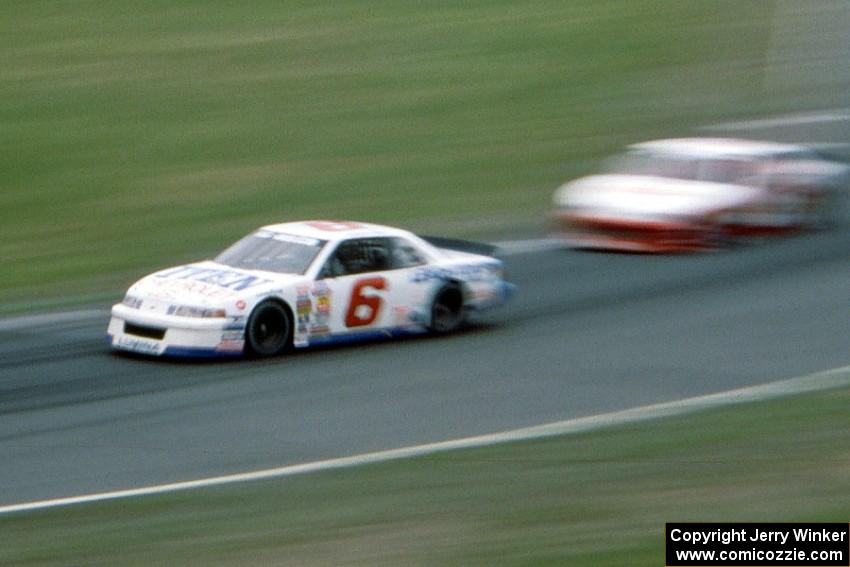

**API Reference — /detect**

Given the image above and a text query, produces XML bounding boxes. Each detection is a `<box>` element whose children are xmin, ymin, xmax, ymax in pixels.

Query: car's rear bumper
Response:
<box><xmin>107</xmin><ymin>304</ymin><xmax>245</xmax><ymax>357</ymax></box>
<box><xmin>550</xmin><ymin>212</ymin><xmax>715</xmax><ymax>253</ymax></box>
<box><xmin>466</xmin><ymin>280</ymin><xmax>516</xmax><ymax>311</ymax></box>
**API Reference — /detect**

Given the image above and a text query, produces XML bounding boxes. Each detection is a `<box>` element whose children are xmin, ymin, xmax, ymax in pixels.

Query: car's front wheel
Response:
<box><xmin>245</xmin><ymin>301</ymin><xmax>292</xmax><ymax>357</ymax></box>
<box><xmin>428</xmin><ymin>283</ymin><xmax>465</xmax><ymax>334</ymax></box>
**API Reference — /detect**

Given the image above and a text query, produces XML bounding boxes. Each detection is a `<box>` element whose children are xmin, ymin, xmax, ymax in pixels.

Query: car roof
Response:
<box><xmin>258</xmin><ymin>220</ymin><xmax>415</xmax><ymax>242</ymax></box>
<box><xmin>630</xmin><ymin>138</ymin><xmax>806</xmax><ymax>159</ymax></box>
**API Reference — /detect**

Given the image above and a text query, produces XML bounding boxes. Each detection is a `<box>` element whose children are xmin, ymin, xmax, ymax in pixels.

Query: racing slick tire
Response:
<box><xmin>704</xmin><ymin>224</ymin><xmax>739</xmax><ymax>251</ymax></box>
<box><xmin>428</xmin><ymin>283</ymin><xmax>465</xmax><ymax>334</ymax></box>
<box><xmin>246</xmin><ymin>300</ymin><xmax>292</xmax><ymax>357</ymax></box>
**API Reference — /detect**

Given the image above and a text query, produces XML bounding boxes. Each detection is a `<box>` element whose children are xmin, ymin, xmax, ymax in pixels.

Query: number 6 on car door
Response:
<box><xmin>345</xmin><ymin>277</ymin><xmax>388</xmax><ymax>327</ymax></box>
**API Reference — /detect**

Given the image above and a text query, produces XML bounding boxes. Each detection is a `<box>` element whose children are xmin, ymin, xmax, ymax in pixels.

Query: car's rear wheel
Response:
<box><xmin>246</xmin><ymin>301</ymin><xmax>292</xmax><ymax>357</ymax></box>
<box><xmin>428</xmin><ymin>283</ymin><xmax>464</xmax><ymax>334</ymax></box>
<box><xmin>806</xmin><ymin>190</ymin><xmax>841</xmax><ymax>231</ymax></box>
<box><xmin>703</xmin><ymin>223</ymin><xmax>738</xmax><ymax>250</ymax></box>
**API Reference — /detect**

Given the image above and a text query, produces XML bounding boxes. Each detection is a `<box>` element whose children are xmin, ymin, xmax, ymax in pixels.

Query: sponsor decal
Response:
<box><xmin>410</xmin><ymin>267</ymin><xmax>452</xmax><ymax>284</ymax></box>
<box><xmin>255</xmin><ymin>230</ymin><xmax>322</xmax><ymax>247</ymax></box>
<box><xmin>408</xmin><ymin>310</ymin><xmax>427</xmax><ymax>325</ymax></box>
<box><xmin>391</xmin><ymin>306</ymin><xmax>412</xmax><ymax>326</ymax></box>
<box><xmin>295</xmin><ymin>285</ymin><xmax>312</xmax><ymax>335</ymax></box>
<box><xmin>223</xmin><ymin>315</ymin><xmax>247</xmax><ymax>331</ymax></box>
<box><xmin>305</xmin><ymin>220</ymin><xmax>364</xmax><ymax>232</ymax></box>
<box><xmin>296</xmin><ymin>285</ymin><xmax>310</xmax><ymax>295</ymax></box>
<box><xmin>116</xmin><ymin>335</ymin><xmax>160</xmax><ymax>355</ymax></box>
<box><xmin>410</xmin><ymin>263</ymin><xmax>499</xmax><ymax>284</ymax></box>
<box><xmin>235</xmin><ymin>299</ymin><xmax>246</xmax><ymax>310</ymax></box>
<box><xmin>149</xmin><ymin>277</ymin><xmax>234</xmax><ymax>300</ymax></box>
<box><xmin>309</xmin><ymin>281</ymin><xmax>332</xmax><ymax>334</ymax></box>
<box><xmin>312</xmin><ymin>282</ymin><xmax>332</xmax><ymax>312</ymax></box>
<box><xmin>216</xmin><ymin>339</ymin><xmax>245</xmax><ymax>352</ymax></box>
<box><xmin>156</xmin><ymin>266</ymin><xmax>272</xmax><ymax>292</ymax></box>
<box><xmin>296</xmin><ymin>287</ymin><xmax>312</xmax><ymax>314</ymax></box>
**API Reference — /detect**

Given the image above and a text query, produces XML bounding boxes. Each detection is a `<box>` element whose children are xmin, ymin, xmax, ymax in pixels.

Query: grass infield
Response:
<box><xmin>1</xmin><ymin>380</ymin><xmax>849</xmax><ymax>566</ymax></box>
<box><xmin>1</xmin><ymin>0</ymin><xmax>784</xmax><ymax>312</ymax></box>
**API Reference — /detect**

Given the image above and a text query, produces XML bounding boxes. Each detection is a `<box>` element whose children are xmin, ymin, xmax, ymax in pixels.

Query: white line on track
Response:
<box><xmin>701</xmin><ymin>107</ymin><xmax>850</xmax><ymax>132</ymax></box>
<box><xmin>1</xmin><ymin>363</ymin><xmax>848</xmax><ymax>516</ymax></box>
<box><xmin>0</xmin><ymin>309</ymin><xmax>109</xmax><ymax>331</ymax></box>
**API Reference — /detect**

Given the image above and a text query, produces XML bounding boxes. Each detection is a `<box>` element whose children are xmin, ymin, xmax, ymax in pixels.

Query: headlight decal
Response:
<box><xmin>167</xmin><ymin>305</ymin><xmax>227</xmax><ymax>318</ymax></box>
<box><xmin>122</xmin><ymin>295</ymin><xmax>143</xmax><ymax>309</ymax></box>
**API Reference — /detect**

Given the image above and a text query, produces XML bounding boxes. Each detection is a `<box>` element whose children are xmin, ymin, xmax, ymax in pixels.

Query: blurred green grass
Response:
<box><xmin>1</xmin><ymin>1</ymin><xmax>781</xmax><ymax>311</ymax></box>
<box><xmin>3</xmin><ymin>380</ymin><xmax>848</xmax><ymax>566</ymax></box>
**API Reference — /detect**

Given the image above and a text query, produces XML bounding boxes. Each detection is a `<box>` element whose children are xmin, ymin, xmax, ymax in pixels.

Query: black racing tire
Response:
<box><xmin>428</xmin><ymin>283</ymin><xmax>465</xmax><ymax>334</ymax></box>
<box><xmin>704</xmin><ymin>224</ymin><xmax>738</xmax><ymax>251</ymax></box>
<box><xmin>807</xmin><ymin>189</ymin><xmax>843</xmax><ymax>231</ymax></box>
<box><xmin>245</xmin><ymin>301</ymin><xmax>292</xmax><ymax>357</ymax></box>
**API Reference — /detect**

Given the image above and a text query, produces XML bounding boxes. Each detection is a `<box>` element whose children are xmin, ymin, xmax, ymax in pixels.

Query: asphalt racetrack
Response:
<box><xmin>2</xmin><ymin>227</ymin><xmax>849</xmax><ymax>507</ymax></box>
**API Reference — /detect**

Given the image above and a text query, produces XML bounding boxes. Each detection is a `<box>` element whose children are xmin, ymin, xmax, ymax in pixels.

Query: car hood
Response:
<box><xmin>554</xmin><ymin>174</ymin><xmax>765</xmax><ymax>220</ymax></box>
<box><xmin>128</xmin><ymin>261</ymin><xmax>300</xmax><ymax>307</ymax></box>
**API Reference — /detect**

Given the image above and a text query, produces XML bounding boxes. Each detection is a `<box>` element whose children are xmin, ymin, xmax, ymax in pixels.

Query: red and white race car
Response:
<box><xmin>551</xmin><ymin>138</ymin><xmax>849</xmax><ymax>252</ymax></box>
<box><xmin>108</xmin><ymin>220</ymin><xmax>515</xmax><ymax>358</ymax></box>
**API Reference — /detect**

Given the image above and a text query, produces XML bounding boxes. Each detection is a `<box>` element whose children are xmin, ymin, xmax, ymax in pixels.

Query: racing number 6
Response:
<box><xmin>345</xmin><ymin>277</ymin><xmax>388</xmax><ymax>328</ymax></box>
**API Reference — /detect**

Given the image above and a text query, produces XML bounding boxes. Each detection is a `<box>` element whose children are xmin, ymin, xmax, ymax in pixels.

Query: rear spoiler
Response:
<box><xmin>418</xmin><ymin>235</ymin><xmax>497</xmax><ymax>256</ymax></box>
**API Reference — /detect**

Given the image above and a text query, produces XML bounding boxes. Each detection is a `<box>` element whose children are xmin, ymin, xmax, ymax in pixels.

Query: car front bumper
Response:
<box><xmin>107</xmin><ymin>304</ymin><xmax>245</xmax><ymax>357</ymax></box>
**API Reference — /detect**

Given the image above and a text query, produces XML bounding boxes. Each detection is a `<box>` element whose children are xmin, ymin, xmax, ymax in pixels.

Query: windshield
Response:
<box><xmin>606</xmin><ymin>151</ymin><xmax>700</xmax><ymax>180</ymax></box>
<box><xmin>607</xmin><ymin>151</ymin><xmax>762</xmax><ymax>185</ymax></box>
<box><xmin>214</xmin><ymin>230</ymin><xmax>326</xmax><ymax>275</ymax></box>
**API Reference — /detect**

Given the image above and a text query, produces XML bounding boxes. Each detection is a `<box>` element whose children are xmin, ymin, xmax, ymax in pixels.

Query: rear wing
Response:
<box><xmin>418</xmin><ymin>235</ymin><xmax>497</xmax><ymax>257</ymax></box>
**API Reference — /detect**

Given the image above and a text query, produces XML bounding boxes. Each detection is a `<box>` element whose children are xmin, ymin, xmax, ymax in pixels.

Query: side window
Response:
<box><xmin>390</xmin><ymin>237</ymin><xmax>427</xmax><ymax>269</ymax></box>
<box><xmin>318</xmin><ymin>238</ymin><xmax>391</xmax><ymax>278</ymax></box>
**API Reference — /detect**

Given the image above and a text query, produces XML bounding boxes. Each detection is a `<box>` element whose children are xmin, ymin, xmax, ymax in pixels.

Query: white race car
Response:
<box><xmin>107</xmin><ymin>220</ymin><xmax>515</xmax><ymax>357</ymax></box>
<box><xmin>551</xmin><ymin>138</ymin><xmax>849</xmax><ymax>252</ymax></box>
